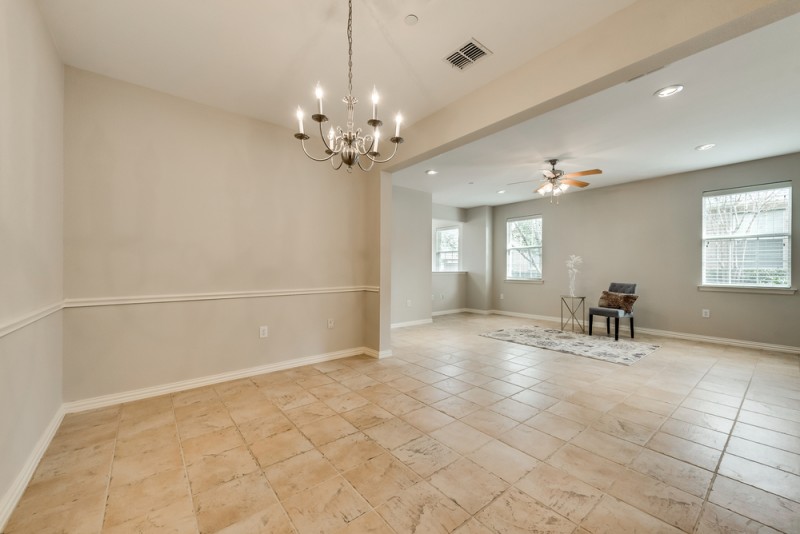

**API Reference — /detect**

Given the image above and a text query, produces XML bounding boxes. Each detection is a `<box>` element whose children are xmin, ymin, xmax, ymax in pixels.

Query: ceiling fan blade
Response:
<box><xmin>562</xmin><ymin>169</ymin><xmax>602</xmax><ymax>179</ymax></box>
<box><xmin>561</xmin><ymin>179</ymin><xmax>590</xmax><ymax>188</ymax></box>
<box><xmin>542</xmin><ymin>170</ymin><xmax>556</xmax><ymax>179</ymax></box>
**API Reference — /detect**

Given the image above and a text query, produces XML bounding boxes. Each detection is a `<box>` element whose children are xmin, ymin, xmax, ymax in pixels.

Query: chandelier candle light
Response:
<box><xmin>294</xmin><ymin>0</ymin><xmax>404</xmax><ymax>172</ymax></box>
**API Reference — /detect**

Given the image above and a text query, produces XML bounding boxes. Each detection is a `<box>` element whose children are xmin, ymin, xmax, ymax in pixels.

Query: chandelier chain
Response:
<box><xmin>347</xmin><ymin>0</ymin><xmax>353</xmax><ymax>97</ymax></box>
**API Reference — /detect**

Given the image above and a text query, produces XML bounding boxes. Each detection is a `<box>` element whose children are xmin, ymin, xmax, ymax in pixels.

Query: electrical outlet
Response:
<box><xmin>259</xmin><ymin>326</ymin><xmax>269</xmax><ymax>338</ymax></box>
<box><xmin>702</xmin><ymin>309</ymin><xmax>710</xmax><ymax>318</ymax></box>
<box><xmin>499</xmin><ymin>293</ymin><xmax>504</xmax><ymax>300</ymax></box>
<box><xmin>327</xmin><ymin>318</ymin><xmax>335</xmax><ymax>329</ymax></box>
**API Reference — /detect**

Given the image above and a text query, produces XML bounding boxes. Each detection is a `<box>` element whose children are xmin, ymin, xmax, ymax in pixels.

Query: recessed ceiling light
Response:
<box><xmin>695</xmin><ymin>143</ymin><xmax>716</xmax><ymax>151</ymax></box>
<box><xmin>654</xmin><ymin>84</ymin><xmax>684</xmax><ymax>98</ymax></box>
<box><xmin>404</xmin><ymin>14</ymin><xmax>419</xmax><ymax>26</ymax></box>
<box><xmin>497</xmin><ymin>190</ymin><xmax>506</xmax><ymax>194</ymax></box>
<box><xmin>425</xmin><ymin>169</ymin><xmax>438</xmax><ymax>175</ymax></box>
<box><xmin>468</xmin><ymin>181</ymin><xmax>474</xmax><ymax>185</ymax></box>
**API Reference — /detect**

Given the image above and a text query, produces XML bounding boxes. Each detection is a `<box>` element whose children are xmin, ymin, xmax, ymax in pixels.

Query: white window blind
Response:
<box><xmin>435</xmin><ymin>226</ymin><xmax>460</xmax><ymax>272</ymax></box>
<box><xmin>506</xmin><ymin>216</ymin><xmax>542</xmax><ymax>280</ymax></box>
<box><xmin>702</xmin><ymin>183</ymin><xmax>792</xmax><ymax>288</ymax></box>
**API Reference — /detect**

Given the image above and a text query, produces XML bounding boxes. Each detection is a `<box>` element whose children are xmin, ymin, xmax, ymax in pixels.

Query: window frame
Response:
<box><xmin>701</xmin><ymin>182</ymin><xmax>792</xmax><ymax>290</ymax></box>
<box><xmin>433</xmin><ymin>225</ymin><xmax>461</xmax><ymax>272</ymax></box>
<box><xmin>506</xmin><ymin>215</ymin><xmax>543</xmax><ymax>281</ymax></box>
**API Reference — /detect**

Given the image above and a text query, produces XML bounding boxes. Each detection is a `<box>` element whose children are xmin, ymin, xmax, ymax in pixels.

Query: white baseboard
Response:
<box><xmin>431</xmin><ymin>308</ymin><xmax>468</xmax><ymax>317</ymax></box>
<box><xmin>362</xmin><ymin>347</ymin><xmax>393</xmax><ymax>359</ymax></box>
<box><xmin>0</xmin><ymin>405</ymin><xmax>65</xmax><ymax>531</ymax></box>
<box><xmin>63</xmin><ymin>347</ymin><xmax>372</xmax><ymax>413</ymax></box>
<box><xmin>391</xmin><ymin>318</ymin><xmax>433</xmax><ymax>329</ymax></box>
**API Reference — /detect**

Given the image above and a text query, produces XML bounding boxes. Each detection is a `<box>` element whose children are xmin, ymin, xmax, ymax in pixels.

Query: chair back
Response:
<box><xmin>609</xmin><ymin>282</ymin><xmax>637</xmax><ymax>294</ymax></box>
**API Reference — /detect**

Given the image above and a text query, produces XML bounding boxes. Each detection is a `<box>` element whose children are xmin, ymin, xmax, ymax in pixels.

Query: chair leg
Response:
<box><xmin>614</xmin><ymin>317</ymin><xmax>619</xmax><ymax>341</ymax></box>
<box><xmin>630</xmin><ymin>317</ymin><xmax>635</xmax><ymax>338</ymax></box>
<box><xmin>588</xmin><ymin>314</ymin><xmax>593</xmax><ymax>336</ymax></box>
<box><xmin>606</xmin><ymin>317</ymin><xmax>610</xmax><ymax>335</ymax></box>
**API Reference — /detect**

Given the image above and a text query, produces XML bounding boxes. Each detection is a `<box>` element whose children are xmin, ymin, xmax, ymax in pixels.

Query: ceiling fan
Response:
<box><xmin>535</xmin><ymin>159</ymin><xmax>602</xmax><ymax>201</ymax></box>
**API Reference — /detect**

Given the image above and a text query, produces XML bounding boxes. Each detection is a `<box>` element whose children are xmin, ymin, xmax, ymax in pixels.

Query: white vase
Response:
<box><xmin>568</xmin><ymin>271</ymin><xmax>577</xmax><ymax>297</ymax></box>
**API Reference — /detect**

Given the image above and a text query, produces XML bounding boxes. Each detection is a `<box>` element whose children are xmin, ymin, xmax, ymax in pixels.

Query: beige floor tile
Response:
<box><xmin>299</xmin><ymin>414</ymin><xmax>359</xmax><ymax>446</ymax></box>
<box><xmin>5</xmin><ymin>487</ymin><xmax>108</xmax><ymax>534</ymax></box>
<box><xmin>718</xmin><ymin>453</ymin><xmax>800</xmax><ymax>502</ymax></box>
<box><xmin>742</xmin><ymin>398</ymin><xmax>800</xmax><ymax>423</ymax></box>
<box><xmin>283</xmin><ymin>476</ymin><xmax>371</xmax><ymax>534</ymax></box>
<box><xmin>526</xmin><ymin>411</ymin><xmax>586</xmax><ymax>440</ymax></box>
<box><xmin>646</xmin><ymin>431</ymin><xmax>722</xmax><ymax>470</ymax></box>
<box><xmin>215</xmin><ymin>502</ymin><xmax>295</xmax><ymax>534</ymax></box>
<box><xmin>431</xmin><ymin>396</ymin><xmax>483</xmax><ymax>418</ymax></box>
<box><xmin>709</xmin><ymin>475</ymin><xmax>800</xmax><ymax>533</ymax></box>
<box><xmin>630</xmin><ymin>448</ymin><xmax>713</xmax><ymax>497</ymax></box>
<box><xmin>475</xmin><ymin>486</ymin><xmax>575</xmax><ymax>534</ymax></box>
<box><xmin>580</xmin><ymin>494</ymin><xmax>684</xmax><ymax>534</ymax></box>
<box><xmin>30</xmin><ymin>440</ymin><xmax>115</xmax><ymax>484</ymax></box>
<box><xmin>681</xmin><ymin>397</ymin><xmax>738</xmax><ymax>419</ymax></box>
<box><xmin>695</xmin><ymin>502</ymin><xmax>782</xmax><ymax>534</ymax></box>
<box><xmin>186</xmin><ymin>444</ymin><xmax>260</xmax><ymax>495</ymax></box>
<box><xmin>377</xmin><ymin>480</ymin><xmax>470</xmax><ymax>534</ymax></box>
<box><xmin>460</xmin><ymin>408</ymin><xmax>518</xmax><ymax>437</ymax></box>
<box><xmin>430</xmin><ymin>421</ymin><xmax>494</xmax><ymax>454</ymax></box>
<box><xmin>319</xmin><ymin>431</ymin><xmax>386</xmax><ymax>471</ymax></box>
<box><xmin>467</xmin><ymin>439</ymin><xmax>539</xmax><ymax>484</ymax></box>
<box><xmin>453</xmin><ymin>518</ymin><xmax>494</xmax><ymax>533</ymax></box>
<box><xmin>433</xmin><ymin>378</ymin><xmax>475</xmax><ymax>394</ymax></box>
<box><xmin>180</xmin><ymin>426</ymin><xmax>244</xmax><ymax>464</ymax></box>
<box><xmin>341</xmin><ymin>403</ymin><xmax>394</xmax><ymax>430</ymax></box>
<box><xmin>175</xmin><ymin>404</ymin><xmax>235</xmax><ymax>441</ymax></box>
<box><xmin>375</xmin><ymin>392</ymin><xmax>427</xmax><ymax>416</ymax></box>
<box><xmin>265</xmin><ymin>449</ymin><xmax>338</xmax><ymax>499</ymax></box>
<box><xmin>407</xmin><ymin>384</ymin><xmax>452</xmax><ymax>404</ymax></box>
<box><xmin>307</xmin><ymin>382</ymin><xmax>352</xmax><ymax>401</ymax></box>
<box><xmin>566</xmin><ymin>390</ymin><xmax>622</xmax><ymax>412</ymax></box>
<box><xmin>661</xmin><ymin>418</ymin><xmax>728</xmax><ymax>449</ymax></box>
<box><xmin>392</xmin><ymin>435</ymin><xmax>460</xmax><ymax>477</ymax></box>
<box><xmin>546</xmin><ymin>400</ymin><xmax>604</xmax><ymax>425</ymax></box>
<box><xmin>546</xmin><ymin>444</ymin><xmax>628</xmax><ymax>491</ymax></box>
<box><xmin>102</xmin><ymin>496</ymin><xmax>197</xmax><ymax>534</ymax></box>
<box><xmin>511</xmin><ymin>389</ymin><xmax>560</xmax><ymax>410</ymax></box>
<box><xmin>117</xmin><ymin>410</ymin><xmax>175</xmax><ymax>441</ymax></box>
<box><xmin>249</xmin><ymin>428</ymin><xmax>314</xmax><ymax>468</ymax></box>
<box><xmin>591</xmin><ymin>413</ymin><xmax>655</xmax><ymax>446</ymax></box>
<box><xmin>323</xmin><ymin>391</ymin><xmax>370</xmax><ymax>413</ymax></box>
<box><xmin>110</xmin><ymin>442</ymin><xmax>184</xmax><ymax>487</ymax></box>
<box><xmin>331</xmin><ymin>510</ymin><xmax>393</xmax><ymax>534</ymax></box>
<box><xmin>670</xmin><ymin>406</ymin><xmax>734</xmax><ymax>433</ymax></box>
<box><xmin>486</xmin><ymin>398</ymin><xmax>540</xmax><ymax>422</ymax></box>
<box><xmin>725</xmin><ymin>435</ymin><xmax>800</xmax><ymax>475</ymax></box>
<box><xmin>457</xmin><ymin>387</ymin><xmax>505</xmax><ymax>407</ymax></box>
<box><xmin>343</xmin><ymin>453</ymin><xmax>420</xmax><ymax>507</ymax></box>
<box><xmin>387</xmin><ymin>375</ymin><xmax>428</xmax><ymax>392</ymax></box>
<box><xmin>263</xmin><ymin>383</ymin><xmax>318</xmax><ymax>410</ymax></box>
<box><xmin>607</xmin><ymin>403</ymin><xmax>666</xmax><ymax>430</ymax></box>
<box><xmin>733</xmin><ymin>421</ymin><xmax>800</xmax><ymax>453</ymax></box>
<box><xmin>739</xmin><ymin>409</ymin><xmax>800</xmax><ymax>437</ymax></box>
<box><xmin>482</xmin><ymin>379</ymin><xmax>525</xmax><ymax>396</ymax></box>
<box><xmin>236</xmin><ymin>411</ymin><xmax>294</xmax><ymax>444</ymax></box>
<box><xmin>515</xmin><ymin>463</ymin><xmax>602</xmax><ymax>522</ymax></box>
<box><xmin>429</xmin><ymin>458</ymin><xmax>508</xmax><ymax>514</ymax></box>
<box><xmin>402</xmin><ymin>406</ymin><xmax>456</xmax><ymax>433</ymax></box>
<box><xmin>296</xmin><ymin>374</ymin><xmax>335</xmax><ymax>389</ymax></box>
<box><xmin>607</xmin><ymin>466</ymin><xmax>703</xmax><ymax>532</ymax></box>
<box><xmin>501</xmin><ymin>372</ymin><xmax>540</xmax><ymax>388</ymax></box>
<box><xmin>194</xmin><ymin>471</ymin><xmax>279</xmax><ymax>534</ymax></box>
<box><xmin>363</xmin><ymin>417</ymin><xmax>423</xmax><ymax>449</ymax></box>
<box><xmin>104</xmin><ymin>468</ymin><xmax>191</xmax><ymax>528</ymax></box>
<box><xmin>570</xmin><ymin>428</ymin><xmax>642</xmax><ymax>465</ymax></box>
<box><xmin>284</xmin><ymin>400</ymin><xmax>336</xmax><ymax>427</ymax></box>
<box><xmin>621</xmin><ymin>394</ymin><xmax>677</xmax><ymax>417</ymax></box>
<box><xmin>499</xmin><ymin>423</ymin><xmax>565</xmax><ymax>460</ymax></box>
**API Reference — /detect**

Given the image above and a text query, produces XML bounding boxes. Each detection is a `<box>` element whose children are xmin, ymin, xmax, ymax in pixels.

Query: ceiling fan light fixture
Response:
<box><xmin>497</xmin><ymin>189</ymin><xmax>506</xmax><ymax>194</ymax></box>
<box><xmin>654</xmin><ymin>84</ymin><xmax>684</xmax><ymax>98</ymax></box>
<box><xmin>425</xmin><ymin>169</ymin><xmax>438</xmax><ymax>175</ymax></box>
<box><xmin>695</xmin><ymin>143</ymin><xmax>716</xmax><ymax>151</ymax></box>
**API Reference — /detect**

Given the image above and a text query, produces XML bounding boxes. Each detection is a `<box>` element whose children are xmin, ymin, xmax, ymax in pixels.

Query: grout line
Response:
<box><xmin>171</xmin><ymin>393</ymin><xmax>202</xmax><ymax>534</ymax></box>
<box><xmin>690</xmin><ymin>365</ymin><xmax>756</xmax><ymax>534</ymax></box>
<box><xmin>98</xmin><ymin>407</ymin><xmax>123</xmax><ymax>532</ymax></box>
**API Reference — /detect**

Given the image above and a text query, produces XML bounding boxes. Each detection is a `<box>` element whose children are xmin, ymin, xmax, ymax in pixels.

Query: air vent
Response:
<box><xmin>445</xmin><ymin>39</ymin><xmax>492</xmax><ymax>70</ymax></box>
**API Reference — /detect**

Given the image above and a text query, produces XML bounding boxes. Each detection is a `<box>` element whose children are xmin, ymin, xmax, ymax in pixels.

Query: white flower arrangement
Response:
<box><xmin>565</xmin><ymin>255</ymin><xmax>583</xmax><ymax>296</ymax></box>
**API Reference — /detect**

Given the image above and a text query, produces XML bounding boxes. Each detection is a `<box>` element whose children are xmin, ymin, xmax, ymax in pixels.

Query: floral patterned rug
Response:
<box><xmin>481</xmin><ymin>326</ymin><xmax>659</xmax><ymax>365</ymax></box>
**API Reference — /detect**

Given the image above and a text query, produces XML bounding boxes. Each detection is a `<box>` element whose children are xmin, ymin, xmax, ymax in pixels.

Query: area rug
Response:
<box><xmin>481</xmin><ymin>326</ymin><xmax>659</xmax><ymax>365</ymax></box>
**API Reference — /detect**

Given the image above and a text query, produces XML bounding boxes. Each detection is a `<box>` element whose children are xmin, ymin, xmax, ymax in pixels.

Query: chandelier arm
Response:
<box><xmin>357</xmin><ymin>157</ymin><xmax>375</xmax><ymax>172</ymax></box>
<box><xmin>299</xmin><ymin>139</ymin><xmax>337</xmax><ymax>162</ymax></box>
<box><xmin>318</xmin><ymin>120</ymin><xmax>338</xmax><ymax>154</ymax></box>
<box><xmin>365</xmin><ymin>140</ymin><xmax>400</xmax><ymax>164</ymax></box>
<box><xmin>330</xmin><ymin>158</ymin><xmax>344</xmax><ymax>171</ymax></box>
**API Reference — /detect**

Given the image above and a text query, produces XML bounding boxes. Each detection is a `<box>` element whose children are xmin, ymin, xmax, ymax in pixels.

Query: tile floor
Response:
<box><xmin>5</xmin><ymin>313</ymin><xmax>800</xmax><ymax>533</ymax></box>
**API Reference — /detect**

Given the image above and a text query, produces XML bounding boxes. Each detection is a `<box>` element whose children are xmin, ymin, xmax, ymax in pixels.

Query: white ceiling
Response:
<box><xmin>36</xmin><ymin>0</ymin><xmax>635</xmax><ymax>128</ymax></box>
<box><xmin>393</xmin><ymin>12</ymin><xmax>800</xmax><ymax>208</ymax></box>
<box><xmin>35</xmin><ymin>2</ymin><xmax>800</xmax><ymax>210</ymax></box>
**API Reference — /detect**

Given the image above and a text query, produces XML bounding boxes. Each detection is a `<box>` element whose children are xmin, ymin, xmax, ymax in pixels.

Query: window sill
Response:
<box><xmin>697</xmin><ymin>285</ymin><xmax>797</xmax><ymax>295</ymax></box>
<box><xmin>505</xmin><ymin>279</ymin><xmax>544</xmax><ymax>284</ymax></box>
<box><xmin>432</xmin><ymin>271</ymin><xmax>467</xmax><ymax>274</ymax></box>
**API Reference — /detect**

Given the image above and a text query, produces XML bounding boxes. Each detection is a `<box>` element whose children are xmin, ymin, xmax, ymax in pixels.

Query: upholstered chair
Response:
<box><xmin>588</xmin><ymin>282</ymin><xmax>637</xmax><ymax>341</ymax></box>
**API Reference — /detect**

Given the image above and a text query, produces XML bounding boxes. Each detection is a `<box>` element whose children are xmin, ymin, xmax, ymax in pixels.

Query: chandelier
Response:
<box><xmin>294</xmin><ymin>0</ymin><xmax>404</xmax><ymax>172</ymax></box>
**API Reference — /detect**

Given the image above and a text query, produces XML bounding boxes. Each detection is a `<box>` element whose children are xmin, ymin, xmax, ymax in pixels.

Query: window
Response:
<box><xmin>434</xmin><ymin>226</ymin><xmax>460</xmax><ymax>271</ymax></box>
<box><xmin>702</xmin><ymin>183</ymin><xmax>792</xmax><ymax>288</ymax></box>
<box><xmin>506</xmin><ymin>216</ymin><xmax>542</xmax><ymax>280</ymax></box>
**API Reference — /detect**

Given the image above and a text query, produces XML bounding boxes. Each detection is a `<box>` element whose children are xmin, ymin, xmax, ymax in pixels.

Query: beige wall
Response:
<box><xmin>0</xmin><ymin>0</ymin><xmax>64</xmax><ymax>520</ymax></box>
<box><xmin>492</xmin><ymin>153</ymin><xmax>800</xmax><ymax>348</ymax></box>
<box><xmin>464</xmin><ymin>206</ymin><xmax>494</xmax><ymax>312</ymax></box>
<box><xmin>391</xmin><ymin>186</ymin><xmax>432</xmax><ymax>325</ymax></box>
<box><xmin>63</xmin><ymin>69</ymin><xmax>377</xmax><ymax>400</ymax></box>
<box><xmin>432</xmin><ymin>273</ymin><xmax>467</xmax><ymax>313</ymax></box>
